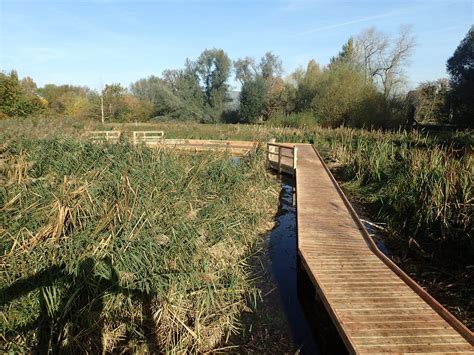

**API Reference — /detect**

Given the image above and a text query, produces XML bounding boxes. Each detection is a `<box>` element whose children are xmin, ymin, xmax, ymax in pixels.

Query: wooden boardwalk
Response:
<box><xmin>289</xmin><ymin>144</ymin><xmax>474</xmax><ymax>354</ymax></box>
<box><xmin>87</xmin><ymin>131</ymin><xmax>258</xmax><ymax>155</ymax></box>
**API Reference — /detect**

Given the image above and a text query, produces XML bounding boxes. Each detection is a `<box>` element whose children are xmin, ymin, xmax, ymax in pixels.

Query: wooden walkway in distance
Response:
<box><xmin>288</xmin><ymin>143</ymin><xmax>473</xmax><ymax>354</ymax></box>
<box><xmin>87</xmin><ymin>131</ymin><xmax>258</xmax><ymax>155</ymax></box>
<box><xmin>157</xmin><ymin>139</ymin><xmax>258</xmax><ymax>155</ymax></box>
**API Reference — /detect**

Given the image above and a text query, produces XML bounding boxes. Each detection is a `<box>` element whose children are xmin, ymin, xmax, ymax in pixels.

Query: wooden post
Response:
<box><xmin>266</xmin><ymin>145</ymin><xmax>269</xmax><ymax>168</ymax></box>
<box><xmin>267</xmin><ymin>138</ymin><xmax>276</xmax><ymax>169</ymax></box>
<box><xmin>293</xmin><ymin>146</ymin><xmax>298</xmax><ymax>174</ymax></box>
<box><xmin>278</xmin><ymin>147</ymin><xmax>282</xmax><ymax>173</ymax></box>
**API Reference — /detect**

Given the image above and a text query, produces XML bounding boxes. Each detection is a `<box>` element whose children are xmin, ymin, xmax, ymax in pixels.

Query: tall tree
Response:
<box><xmin>195</xmin><ymin>48</ymin><xmax>231</xmax><ymax>115</ymax></box>
<box><xmin>233</xmin><ymin>57</ymin><xmax>256</xmax><ymax>85</ymax></box>
<box><xmin>259</xmin><ymin>51</ymin><xmax>283</xmax><ymax>80</ymax></box>
<box><xmin>446</xmin><ymin>27</ymin><xmax>474</xmax><ymax>127</ymax></box>
<box><xmin>356</xmin><ymin>26</ymin><xmax>416</xmax><ymax>98</ymax></box>
<box><xmin>239</xmin><ymin>75</ymin><xmax>267</xmax><ymax>123</ymax></box>
<box><xmin>295</xmin><ymin>59</ymin><xmax>322</xmax><ymax>111</ymax></box>
<box><xmin>330</xmin><ymin>37</ymin><xmax>359</xmax><ymax>69</ymax></box>
<box><xmin>130</xmin><ymin>75</ymin><xmax>163</xmax><ymax>103</ymax></box>
<box><xmin>234</xmin><ymin>52</ymin><xmax>285</xmax><ymax>121</ymax></box>
<box><xmin>130</xmin><ymin>75</ymin><xmax>181</xmax><ymax>117</ymax></box>
<box><xmin>101</xmin><ymin>84</ymin><xmax>128</xmax><ymax>121</ymax></box>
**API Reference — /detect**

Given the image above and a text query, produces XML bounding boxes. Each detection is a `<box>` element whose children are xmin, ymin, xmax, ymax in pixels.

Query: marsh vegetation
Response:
<box><xmin>0</xmin><ymin>131</ymin><xmax>279</xmax><ymax>352</ymax></box>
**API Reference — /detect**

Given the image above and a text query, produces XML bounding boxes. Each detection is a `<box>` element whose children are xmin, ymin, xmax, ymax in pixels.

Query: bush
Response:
<box><xmin>311</xmin><ymin>64</ymin><xmax>375</xmax><ymax>127</ymax></box>
<box><xmin>267</xmin><ymin>112</ymin><xmax>316</xmax><ymax>128</ymax></box>
<box><xmin>350</xmin><ymin>92</ymin><xmax>401</xmax><ymax>129</ymax></box>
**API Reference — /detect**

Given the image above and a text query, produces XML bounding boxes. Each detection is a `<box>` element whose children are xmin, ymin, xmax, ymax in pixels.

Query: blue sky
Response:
<box><xmin>1</xmin><ymin>0</ymin><xmax>472</xmax><ymax>91</ymax></box>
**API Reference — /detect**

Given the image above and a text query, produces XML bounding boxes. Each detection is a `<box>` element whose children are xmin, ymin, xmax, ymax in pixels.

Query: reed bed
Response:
<box><xmin>322</xmin><ymin>128</ymin><xmax>473</xmax><ymax>262</ymax></box>
<box><xmin>0</xmin><ymin>136</ymin><xmax>279</xmax><ymax>352</ymax></box>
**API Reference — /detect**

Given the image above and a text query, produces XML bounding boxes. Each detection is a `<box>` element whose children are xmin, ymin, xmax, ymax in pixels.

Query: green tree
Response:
<box><xmin>38</xmin><ymin>84</ymin><xmax>91</xmax><ymax>114</ymax></box>
<box><xmin>412</xmin><ymin>80</ymin><xmax>451</xmax><ymax>124</ymax></box>
<box><xmin>233</xmin><ymin>57</ymin><xmax>256</xmax><ymax>85</ymax></box>
<box><xmin>130</xmin><ymin>75</ymin><xmax>177</xmax><ymax>116</ymax></box>
<box><xmin>0</xmin><ymin>70</ymin><xmax>44</xmax><ymax>118</ymax></box>
<box><xmin>311</xmin><ymin>63</ymin><xmax>377</xmax><ymax>127</ymax></box>
<box><xmin>294</xmin><ymin>59</ymin><xmax>322</xmax><ymax>111</ymax></box>
<box><xmin>259</xmin><ymin>51</ymin><xmax>283</xmax><ymax>80</ymax></box>
<box><xmin>234</xmin><ymin>52</ymin><xmax>285</xmax><ymax>121</ymax></box>
<box><xmin>195</xmin><ymin>48</ymin><xmax>231</xmax><ymax>120</ymax></box>
<box><xmin>446</xmin><ymin>27</ymin><xmax>474</xmax><ymax>127</ymax></box>
<box><xmin>169</xmin><ymin>62</ymin><xmax>205</xmax><ymax>119</ymax></box>
<box><xmin>239</xmin><ymin>76</ymin><xmax>267</xmax><ymax>123</ymax></box>
<box><xmin>329</xmin><ymin>37</ymin><xmax>359</xmax><ymax>69</ymax></box>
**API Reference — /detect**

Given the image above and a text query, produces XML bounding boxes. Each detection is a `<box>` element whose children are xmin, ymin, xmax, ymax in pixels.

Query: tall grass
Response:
<box><xmin>0</xmin><ymin>137</ymin><xmax>279</xmax><ymax>352</ymax></box>
<box><xmin>323</xmin><ymin>128</ymin><xmax>473</xmax><ymax>263</ymax></box>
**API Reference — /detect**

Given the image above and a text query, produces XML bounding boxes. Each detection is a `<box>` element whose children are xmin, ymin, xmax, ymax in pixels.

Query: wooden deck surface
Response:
<box><xmin>293</xmin><ymin>144</ymin><xmax>473</xmax><ymax>354</ymax></box>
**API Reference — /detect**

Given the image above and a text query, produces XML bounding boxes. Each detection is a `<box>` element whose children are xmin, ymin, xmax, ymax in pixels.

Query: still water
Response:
<box><xmin>226</xmin><ymin>177</ymin><xmax>347</xmax><ymax>354</ymax></box>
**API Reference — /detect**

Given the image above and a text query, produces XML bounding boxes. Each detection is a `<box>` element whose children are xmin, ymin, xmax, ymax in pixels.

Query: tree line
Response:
<box><xmin>1</xmin><ymin>26</ymin><xmax>472</xmax><ymax>128</ymax></box>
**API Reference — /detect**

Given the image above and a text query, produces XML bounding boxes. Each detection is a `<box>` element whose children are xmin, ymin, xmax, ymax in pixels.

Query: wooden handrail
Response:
<box><xmin>88</xmin><ymin>131</ymin><xmax>121</xmax><ymax>142</ymax></box>
<box><xmin>133</xmin><ymin>131</ymin><xmax>164</xmax><ymax>144</ymax></box>
<box><xmin>266</xmin><ymin>142</ymin><xmax>298</xmax><ymax>175</ymax></box>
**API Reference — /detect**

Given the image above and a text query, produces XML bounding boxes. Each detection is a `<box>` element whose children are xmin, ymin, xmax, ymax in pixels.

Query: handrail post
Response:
<box><xmin>278</xmin><ymin>147</ymin><xmax>282</xmax><ymax>173</ymax></box>
<box><xmin>268</xmin><ymin>138</ymin><xmax>276</xmax><ymax>169</ymax></box>
<box><xmin>293</xmin><ymin>146</ymin><xmax>298</xmax><ymax>174</ymax></box>
<box><xmin>266</xmin><ymin>143</ymin><xmax>269</xmax><ymax>168</ymax></box>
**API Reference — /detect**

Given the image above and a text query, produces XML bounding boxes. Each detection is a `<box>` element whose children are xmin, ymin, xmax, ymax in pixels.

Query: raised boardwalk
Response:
<box><xmin>291</xmin><ymin>144</ymin><xmax>473</xmax><ymax>354</ymax></box>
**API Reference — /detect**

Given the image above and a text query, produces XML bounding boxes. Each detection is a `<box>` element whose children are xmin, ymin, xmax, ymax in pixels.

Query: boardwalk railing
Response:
<box><xmin>266</xmin><ymin>143</ymin><xmax>298</xmax><ymax>175</ymax></box>
<box><xmin>88</xmin><ymin>131</ymin><xmax>121</xmax><ymax>143</ymax></box>
<box><xmin>132</xmin><ymin>131</ymin><xmax>164</xmax><ymax>144</ymax></box>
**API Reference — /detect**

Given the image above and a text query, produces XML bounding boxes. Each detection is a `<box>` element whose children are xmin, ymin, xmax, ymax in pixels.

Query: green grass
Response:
<box><xmin>0</xmin><ymin>135</ymin><xmax>279</xmax><ymax>352</ymax></box>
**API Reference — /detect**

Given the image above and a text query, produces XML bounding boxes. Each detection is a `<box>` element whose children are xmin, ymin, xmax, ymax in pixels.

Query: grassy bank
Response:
<box><xmin>0</xmin><ymin>136</ymin><xmax>279</xmax><ymax>352</ymax></box>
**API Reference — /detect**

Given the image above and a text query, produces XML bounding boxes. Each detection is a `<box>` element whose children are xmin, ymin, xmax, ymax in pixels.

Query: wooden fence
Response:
<box><xmin>266</xmin><ymin>143</ymin><xmax>298</xmax><ymax>175</ymax></box>
<box><xmin>88</xmin><ymin>131</ymin><xmax>121</xmax><ymax>143</ymax></box>
<box><xmin>132</xmin><ymin>131</ymin><xmax>164</xmax><ymax>144</ymax></box>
